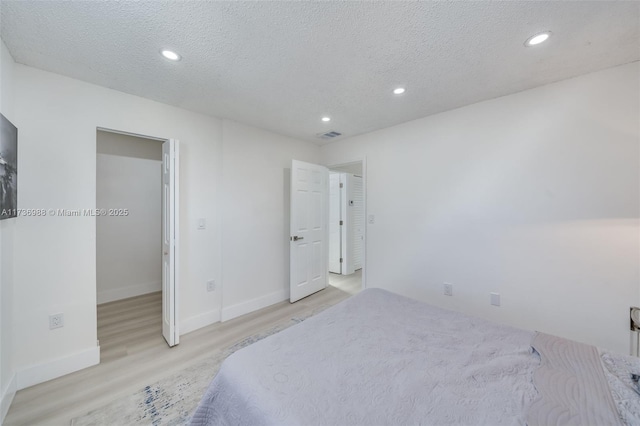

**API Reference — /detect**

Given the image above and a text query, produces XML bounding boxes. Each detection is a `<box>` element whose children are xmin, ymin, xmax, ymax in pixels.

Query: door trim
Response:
<box><xmin>173</xmin><ymin>140</ymin><xmax>180</xmax><ymax>341</ymax></box>
<box><xmin>95</xmin><ymin>127</ymin><xmax>179</xmax><ymax>350</ymax></box>
<box><xmin>162</xmin><ymin>139</ymin><xmax>180</xmax><ymax>346</ymax></box>
<box><xmin>328</xmin><ymin>172</ymin><xmax>343</xmax><ymax>274</ymax></box>
<box><xmin>325</xmin><ymin>157</ymin><xmax>367</xmax><ymax>291</ymax></box>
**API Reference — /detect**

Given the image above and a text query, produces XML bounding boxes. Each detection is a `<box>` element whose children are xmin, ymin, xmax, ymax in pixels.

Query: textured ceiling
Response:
<box><xmin>1</xmin><ymin>1</ymin><xmax>638</xmax><ymax>144</ymax></box>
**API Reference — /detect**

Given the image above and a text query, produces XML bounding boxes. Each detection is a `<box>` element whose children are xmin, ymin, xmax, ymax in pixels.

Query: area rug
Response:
<box><xmin>71</xmin><ymin>308</ymin><xmax>328</xmax><ymax>426</ymax></box>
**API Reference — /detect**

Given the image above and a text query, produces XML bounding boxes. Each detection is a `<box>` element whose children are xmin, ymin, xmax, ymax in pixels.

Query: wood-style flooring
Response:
<box><xmin>98</xmin><ymin>292</ymin><xmax>164</xmax><ymax>364</ymax></box>
<box><xmin>4</xmin><ymin>284</ymin><xmax>355</xmax><ymax>425</ymax></box>
<box><xmin>329</xmin><ymin>269</ymin><xmax>362</xmax><ymax>295</ymax></box>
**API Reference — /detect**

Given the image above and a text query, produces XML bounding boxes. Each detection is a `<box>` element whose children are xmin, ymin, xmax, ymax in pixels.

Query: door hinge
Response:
<box><xmin>339</xmin><ymin>183</ymin><xmax>343</xmax><ymax>188</ymax></box>
<box><xmin>339</xmin><ymin>220</ymin><xmax>343</xmax><ymax>225</ymax></box>
<box><xmin>340</xmin><ymin>258</ymin><xmax>343</xmax><ymax>263</ymax></box>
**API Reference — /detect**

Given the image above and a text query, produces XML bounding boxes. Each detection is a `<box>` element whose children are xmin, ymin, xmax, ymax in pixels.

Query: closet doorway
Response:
<box><xmin>328</xmin><ymin>160</ymin><xmax>365</xmax><ymax>295</ymax></box>
<box><xmin>95</xmin><ymin>128</ymin><xmax>179</xmax><ymax>364</ymax></box>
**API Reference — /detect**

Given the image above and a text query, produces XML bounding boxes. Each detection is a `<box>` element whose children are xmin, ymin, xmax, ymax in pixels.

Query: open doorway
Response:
<box><xmin>95</xmin><ymin>129</ymin><xmax>179</xmax><ymax>363</ymax></box>
<box><xmin>327</xmin><ymin>160</ymin><xmax>365</xmax><ymax>295</ymax></box>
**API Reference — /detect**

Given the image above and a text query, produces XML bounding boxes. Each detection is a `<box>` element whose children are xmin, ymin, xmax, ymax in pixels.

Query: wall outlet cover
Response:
<box><xmin>206</xmin><ymin>280</ymin><xmax>216</xmax><ymax>292</ymax></box>
<box><xmin>444</xmin><ymin>282</ymin><xmax>453</xmax><ymax>296</ymax></box>
<box><xmin>490</xmin><ymin>292</ymin><xmax>501</xmax><ymax>307</ymax></box>
<box><xmin>49</xmin><ymin>313</ymin><xmax>64</xmax><ymax>329</ymax></box>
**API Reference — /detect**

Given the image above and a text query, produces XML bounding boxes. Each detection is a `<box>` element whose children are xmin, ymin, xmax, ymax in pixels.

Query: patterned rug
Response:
<box><xmin>71</xmin><ymin>309</ymin><xmax>325</xmax><ymax>426</ymax></box>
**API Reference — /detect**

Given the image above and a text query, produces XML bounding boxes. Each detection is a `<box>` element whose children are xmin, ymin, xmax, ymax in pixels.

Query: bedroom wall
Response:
<box><xmin>96</xmin><ymin>131</ymin><xmax>162</xmax><ymax>304</ymax></box>
<box><xmin>322</xmin><ymin>62</ymin><xmax>640</xmax><ymax>354</ymax></box>
<box><xmin>0</xmin><ymin>38</ymin><xmax>17</xmax><ymax>421</ymax></box>
<box><xmin>220</xmin><ymin>119</ymin><xmax>321</xmax><ymax>320</ymax></box>
<box><xmin>7</xmin><ymin>61</ymin><xmax>320</xmax><ymax>390</ymax></box>
<box><xmin>10</xmin><ymin>64</ymin><xmax>222</xmax><ymax>388</ymax></box>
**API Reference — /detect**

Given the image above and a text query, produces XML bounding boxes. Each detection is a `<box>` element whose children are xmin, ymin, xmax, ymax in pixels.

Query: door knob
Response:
<box><xmin>164</xmin><ymin>251</ymin><xmax>168</xmax><ymax>255</ymax></box>
<box><xmin>291</xmin><ymin>236</ymin><xmax>304</xmax><ymax>241</ymax></box>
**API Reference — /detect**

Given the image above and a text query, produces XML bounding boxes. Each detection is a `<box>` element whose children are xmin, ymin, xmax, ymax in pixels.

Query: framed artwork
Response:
<box><xmin>0</xmin><ymin>113</ymin><xmax>17</xmax><ymax>220</ymax></box>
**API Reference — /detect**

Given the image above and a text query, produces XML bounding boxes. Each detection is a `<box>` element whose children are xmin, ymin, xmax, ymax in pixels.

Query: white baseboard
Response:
<box><xmin>221</xmin><ymin>288</ymin><xmax>288</xmax><ymax>322</ymax></box>
<box><xmin>180</xmin><ymin>309</ymin><xmax>221</xmax><ymax>335</ymax></box>
<box><xmin>1</xmin><ymin>372</ymin><xmax>17</xmax><ymax>423</ymax></box>
<box><xmin>97</xmin><ymin>281</ymin><xmax>161</xmax><ymax>304</ymax></box>
<box><xmin>17</xmin><ymin>345</ymin><xmax>100</xmax><ymax>390</ymax></box>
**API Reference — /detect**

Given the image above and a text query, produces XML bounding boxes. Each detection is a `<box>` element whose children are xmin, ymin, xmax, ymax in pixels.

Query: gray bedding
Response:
<box><xmin>528</xmin><ymin>332</ymin><xmax>623</xmax><ymax>426</ymax></box>
<box><xmin>190</xmin><ymin>288</ymin><xmax>631</xmax><ymax>425</ymax></box>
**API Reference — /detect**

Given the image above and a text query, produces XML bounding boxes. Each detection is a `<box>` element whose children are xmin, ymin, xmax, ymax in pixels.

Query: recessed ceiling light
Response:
<box><xmin>321</xmin><ymin>116</ymin><xmax>331</xmax><ymax>122</ymax></box>
<box><xmin>524</xmin><ymin>32</ymin><xmax>551</xmax><ymax>47</ymax></box>
<box><xmin>393</xmin><ymin>87</ymin><xmax>406</xmax><ymax>95</ymax></box>
<box><xmin>161</xmin><ymin>49</ymin><xmax>181</xmax><ymax>61</ymax></box>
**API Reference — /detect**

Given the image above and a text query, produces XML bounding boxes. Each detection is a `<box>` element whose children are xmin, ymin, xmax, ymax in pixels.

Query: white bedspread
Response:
<box><xmin>191</xmin><ymin>288</ymin><xmax>541</xmax><ymax>425</ymax></box>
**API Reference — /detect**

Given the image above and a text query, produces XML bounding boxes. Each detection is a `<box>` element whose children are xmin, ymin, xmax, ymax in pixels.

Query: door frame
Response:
<box><xmin>328</xmin><ymin>172</ymin><xmax>343</xmax><ymax>274</ymax></box>
<box><xmin>95</xmin><ymin>127</ymin><xmax>180</xmax><ymax>349</ymax></box>
<box><xmin>162</xmin><ymin>139</ymin><xmax>180</xmax><ymax>346</ymax></box>
<box><xmin>326</xmin><ymin>157</ymin><xmax>367</xmax><ymax>291</ymax></box>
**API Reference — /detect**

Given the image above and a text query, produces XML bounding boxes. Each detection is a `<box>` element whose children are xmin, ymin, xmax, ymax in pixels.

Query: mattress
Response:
<box><xmin>190</xmin><ymin>288</ymin><xmax>637</xmax><ymax>425</ymax></box>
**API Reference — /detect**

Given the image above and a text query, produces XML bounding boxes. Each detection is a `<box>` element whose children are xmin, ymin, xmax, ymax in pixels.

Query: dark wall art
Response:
<box><xmin>0</xmin><ymin>113</ymin><xmax>17</xmax><ymax>220</ymax></box>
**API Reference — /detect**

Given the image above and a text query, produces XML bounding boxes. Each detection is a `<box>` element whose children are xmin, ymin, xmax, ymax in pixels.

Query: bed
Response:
<box><xmin>190</xmin><ymin>288</ymin><xmax>640</xmax><ymax>425</ymax></box>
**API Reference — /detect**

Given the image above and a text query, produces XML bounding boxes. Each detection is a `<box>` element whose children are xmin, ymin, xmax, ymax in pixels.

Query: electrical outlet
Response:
<box><xmin>49</xmin><ymin>313</ymin><xmax>64</xmax><ymax>330</ymax></box>
<box><xmin>206</xmin><ymin>280</ymin><xmax>216</xmax><ymax>292</ymax></box>
<box><xmin>444</xmin><ymin>282</ymin><xmax>453</xmax><ymax>296</ymax></box>
<box><xmin>490</xmin><ymin>292</ymin><xmax>501</xmax><ymax>306</ymax></box>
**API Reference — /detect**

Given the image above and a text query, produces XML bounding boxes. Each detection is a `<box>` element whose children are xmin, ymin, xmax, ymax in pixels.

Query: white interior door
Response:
<box><xmin>290</xmin><ymin>160</ymin><xmax>329</xmax><ymax>303</ymax></box>
<box><xmin>328</xmin><ymin>173</ymin><xmax>342</xmax><ymax>273</ymax></box>
<box><xmin>352</xmin><ymin>175</ymin><xmax>364</xmax><ymax>270</ymax></box>
<box><xmin>162</xmin><ymin>139</ymin><xmax>179</xmax><ymax>347</ymax></box>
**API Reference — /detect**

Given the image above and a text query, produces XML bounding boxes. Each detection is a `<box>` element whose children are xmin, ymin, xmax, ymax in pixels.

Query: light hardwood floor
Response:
<box><xmin>328</xmin><ymin>269</ymin><xmax>362</xmax><ymax>295</ymax></box>
<box><xmin>98</xmin><ymin>291</ymin><xmax>164</xmax><ymax>364</ymax></box>
<box><xmin>5</xmin><ymin>285</ymin><xmax>354</xmax><ymax>425</ymax></box>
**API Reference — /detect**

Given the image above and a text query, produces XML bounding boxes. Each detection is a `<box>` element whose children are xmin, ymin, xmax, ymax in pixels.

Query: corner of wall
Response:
<box><xmin>0</xmin><ymin>372</ymin><xmax>16</xmax><ymax>423</ymax></box>
<box><xmin>16</xmin><ymin>345</ymin><xmax>100</xmax><ymax>391</ymax></box>
<box><xmin>0</xmin><ymin>36</ymin><xmax>17</xmax><ymax>423</ymax></box>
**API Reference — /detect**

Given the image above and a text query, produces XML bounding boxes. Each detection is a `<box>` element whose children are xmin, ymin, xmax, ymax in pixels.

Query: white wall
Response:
<box><xmin>322</xmin><ymin>62</ymin><xmax>640</xmax><ymax>354</ymax></box>
<box><xmin>0</xmin><ymin>38</ymin><xmax>17</xmax><ymax>422</ymax></box>
<box><xmin>220</xmin><ymin>119</ymin><xmax>321</xmax><ymax>320</ymax></box>
<box><xmin>10</xmin><ymin>64</ymin><xmax>224</xmax><ymax>388</ymax></box>
<box><xmin>7</xmin><ymin>61</ymin><xmax>320</xmax><ymax>390</ymax></box>
<box><xmin>96</xmin><ymin>133</ymin><xmax>162</xmax><ymax>303</ymax></box>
